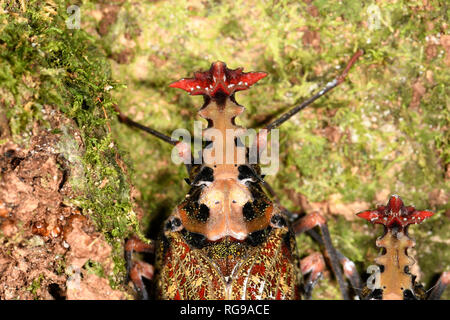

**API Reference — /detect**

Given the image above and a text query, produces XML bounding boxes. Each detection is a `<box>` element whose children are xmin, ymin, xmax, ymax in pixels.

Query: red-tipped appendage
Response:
<box><xmin>169</xmin><ymin>61</ymin><xmax>267</xmax><ymax>97</ymax></box>
<box><xmin>356</xmin><ymin>194</ymin><xmax>434</xmax><ymax>228</ymax></box>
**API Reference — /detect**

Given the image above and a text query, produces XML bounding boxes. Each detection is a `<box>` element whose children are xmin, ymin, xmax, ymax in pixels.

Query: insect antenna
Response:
<box><xmin>263</xmin><ymin>49</ymin><xmax>364</xmax><ymax>132</ymax></box>
<box><xmin>113</xmin><ymin>104</ymin><xmax>178</xmax><ymax>145</ymax></box>
<box><xmin>113</xmin><ymin>104</ymin><xmax>194</xmax><ymax>173</ymax></box>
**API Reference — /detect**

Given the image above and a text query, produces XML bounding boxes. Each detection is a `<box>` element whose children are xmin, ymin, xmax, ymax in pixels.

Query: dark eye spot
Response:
<box><xmin>246</xmin><ymin>228</ymin><xmax>271</xmax><ymax>247</ymax></box>
<box><xmin>243</xmin><ymin>202</ymin><xmax>256</xmax><ymax>221</ymax></box>
<box><xmin>172</xmin><ymin>218</ymin><xmax>181</xmax><ymax>227</ymax></box>
<box><xmin>369</xmin><ymin>289</ymin><xmax>383</xmax><ymax>300</ymax></box>
<box><xmin>197</xmin><ymin>204</ymin><xmax>210</xmax><ymax>222</ymax></box>
<box><xmin>403</xmin><ymin>289</ymin><xmax>417</xmax><ymax>300</ymax></box>
<box><xmin>181</xmin><ymin>229</ymin><xmax>207</xmax><ymax>249</ymax></box>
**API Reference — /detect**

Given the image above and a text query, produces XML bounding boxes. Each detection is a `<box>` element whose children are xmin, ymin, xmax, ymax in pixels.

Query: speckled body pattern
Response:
<box><xmin>155</xmin><ymin>221</ymin><xmax>300</xmax><ymax>300</ymax></box>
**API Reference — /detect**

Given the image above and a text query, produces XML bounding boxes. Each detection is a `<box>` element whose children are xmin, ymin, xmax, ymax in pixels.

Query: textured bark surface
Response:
<box><xmin>0</xmin><ymin>107</ymin><xmax>128</xmax><ymax>299</ymax></box>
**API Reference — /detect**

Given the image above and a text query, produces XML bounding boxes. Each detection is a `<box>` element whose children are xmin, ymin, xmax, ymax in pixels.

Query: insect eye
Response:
<box><xmin>403</xmin><ymin>289</ymin><xmax>417</xmax><ymax>300</ymax></box>
<box><xmin>172</xmin><ymin>218</ymin><xmax>181</xmax><ymax>227</ymax></box>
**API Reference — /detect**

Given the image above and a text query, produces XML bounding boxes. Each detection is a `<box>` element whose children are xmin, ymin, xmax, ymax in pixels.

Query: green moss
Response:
<box><xmin>26</xmin><ymin>274</ymin><xmax>44</xmax><ymax>299</ymax></box>
<box><xmin>54</xmin><ymin>255</ymin><xmax>66</xmax><ymax>276</ymax></box>
<box><xmin>83</xmin><ymin>259</ymin><xmax>106</xmax><ymax>278</ymax></box>
<box><xmin>1</xmin><ymin>0</ymin><xmax>144</xmax><ymax>287</ymax></box>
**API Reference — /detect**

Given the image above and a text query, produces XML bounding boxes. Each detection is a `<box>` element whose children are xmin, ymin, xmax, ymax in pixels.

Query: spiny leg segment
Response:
<box><xmin>125</xmin><ymin>237</ymin><xmax>155</xmax><ymax>300</ymax></box>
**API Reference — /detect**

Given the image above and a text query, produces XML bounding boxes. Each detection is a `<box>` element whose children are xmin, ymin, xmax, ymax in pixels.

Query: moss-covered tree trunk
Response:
<box><xmin>0</xmin><ymin>1</ymin><xmax>142</xmax><ymax>299</ymax></box>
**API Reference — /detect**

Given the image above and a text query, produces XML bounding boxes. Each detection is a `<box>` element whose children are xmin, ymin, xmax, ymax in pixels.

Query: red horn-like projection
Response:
<box><xmin>169</xmin><ymin>61</ymin><xmax>267</xmax><ymax>97</ymax></box>
<box><xmin>357</xmin><ymin>194</ymin><xmax>434</xmax><ymax>228</ymax></box>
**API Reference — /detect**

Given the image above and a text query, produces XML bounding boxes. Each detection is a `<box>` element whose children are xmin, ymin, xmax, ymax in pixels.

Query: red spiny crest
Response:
<box><xmin>169</xmin><ymin>61</ymin><xmax>267</xmax><ymax>97</ymax></box>
<box><xmin>357</xmin><ymin>194</ymin><xmax>434</xmax><ymax>228</ymax></box>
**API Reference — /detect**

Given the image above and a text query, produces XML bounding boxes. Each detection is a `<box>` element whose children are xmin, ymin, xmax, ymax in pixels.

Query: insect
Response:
<box><xmin>113</xmin><ymin>49</ymin><xmax>390</xmax><ymax>300</ymax></box>
<box><xmin>349</xmin><ymin>195</ymin><xmax>449</xmax><ymax>300</ymax></box>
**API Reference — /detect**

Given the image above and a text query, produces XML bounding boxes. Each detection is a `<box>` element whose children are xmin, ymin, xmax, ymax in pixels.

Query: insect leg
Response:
<box><xmin>265</xmin><ymin>181</ymin><xmax>362</xmax><ymax>297</ymax></box>
<box><xmin>339</xmin><ymin>256</ymin><xmax>362</xmax><ymax>299</ymax></box>
<box><xmin>296</xmin><ymin>220</ymin><xmax>363</xmax><ymax>298</ymax></box>
<box><xmin>300</xmin><ymin>252</ymin><xmax>325</xmax><ymax>299</ymax></box>
<box><xmin>125</xmin><ymin>237</ymin><xmax>155</xmax><ymax>300</ymax></box>
<box><xmin>293</xmin><ymin>212</ymin><xmax>350</xmax><ymax>300</ymax></box>
<box><xmin>427</xmin><ymin>271</ymin><xmax>450</xmax><ymax>300</ymax></box>
<box><xmin>129</xmin><ymin>261</ymin><xmax>154</xmax><ymax>300</ymax></box>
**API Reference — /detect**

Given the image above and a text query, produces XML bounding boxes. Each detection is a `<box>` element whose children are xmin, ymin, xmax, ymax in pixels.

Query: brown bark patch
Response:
<box><xmin>0</xmin><ymin>108</ymin><xmax>127</xmax><ymax>300</ymax></box>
